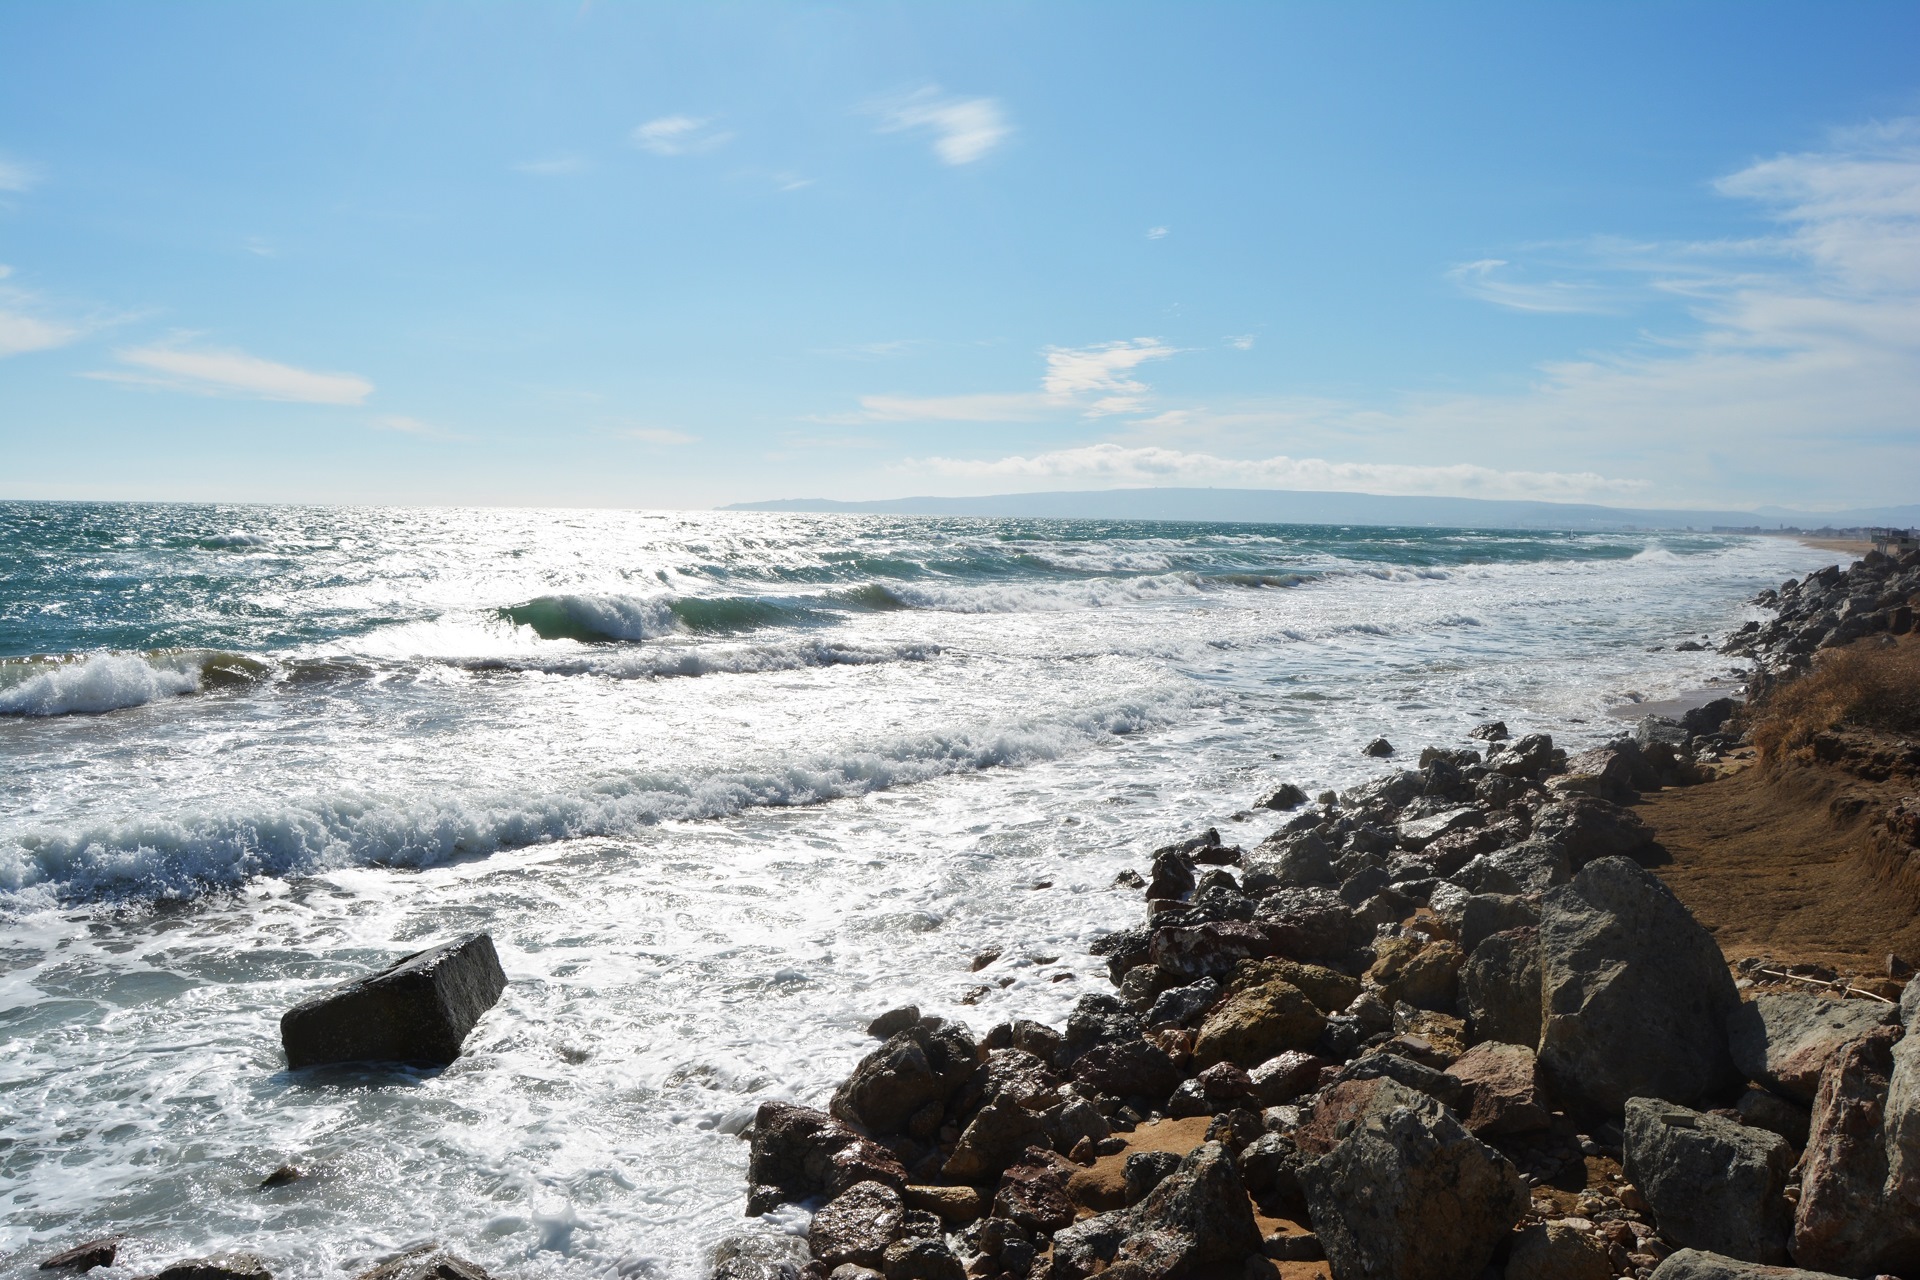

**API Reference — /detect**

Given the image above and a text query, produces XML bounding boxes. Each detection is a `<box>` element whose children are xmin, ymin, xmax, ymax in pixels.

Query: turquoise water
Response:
<box><xmin>0</xmin><ymin>502</ymin><xmax>1833</xmax><ymax>1278</ymax></box>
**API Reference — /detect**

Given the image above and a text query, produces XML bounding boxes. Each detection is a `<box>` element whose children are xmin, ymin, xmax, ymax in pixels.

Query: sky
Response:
<box><xmin>1</xmin><ymin>1</ymin><xmax>1918</xmax><ymax>512</ymax></box>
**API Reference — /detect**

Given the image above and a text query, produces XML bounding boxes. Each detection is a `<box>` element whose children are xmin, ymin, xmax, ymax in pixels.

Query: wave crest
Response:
<box><xmin>0</xmin><ymin>650</ymin><xmax>268</xmax><ymax>717</ymax></box>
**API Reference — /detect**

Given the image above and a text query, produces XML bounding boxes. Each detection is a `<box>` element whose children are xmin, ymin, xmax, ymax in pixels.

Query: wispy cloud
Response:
<box><xmin>1226</xmin><ymin>335</ymin><xmax>1255</xmax><ymax>351</ymax></box>
<box><xmin>619</xmin><ymin>427</ymin><xmax>698</xmax><ymax>445</ymax></box>
<box><xmin>906</xmin><ymin>443</ymin><xmax>1646</xmax><ymax>502</ymax></box>
<box><xmin>875</xmin><ymin>88</ymin><xmax>1012</xmax><ymax>165</ymax></box>
<box><xmin>631</xmin><ymin>116</ymin><xmax>733</xmax><ymax>157</ymax></box>
<box><xmin>372</xmin><ymin>415</ymin><xmax>464</xmax><ymax>441</ymax></box>
<box><xmin>516</xmin><ymin>154</ymin><xmax>591</xmax><ymax>176</ymax></box>
<box><xmin>245</xmin><ymin>236</ymin><xmax>276</xmax><ymax>258</ymax></box>
<box><xmin>89</xmin><ymin>343</ymin><xmax>374</xmax><ymax>405</ymax></box>
<box><xmin>0</xmin><ymin>156</ymin><xmax>40</xmax><ymax>193</ymax></box>
<box><xmin>1146</xmin><ymin>226</ymin><xmax>1169</xmax><ymax>240</ymax></box>
<box><xmin>846</xmin><ymin>338</ymin><xmax>1177</xmax><ymax>424</ymax></box>
<box><xmin>0</xmin><ymin>266</ymin><xmax>82</xmax><ymax>357</ymax></box>
<box><xmin>1445</xmin><ymin>258</ymin><xmax>1627</xmax><ymax>314</ymax></box>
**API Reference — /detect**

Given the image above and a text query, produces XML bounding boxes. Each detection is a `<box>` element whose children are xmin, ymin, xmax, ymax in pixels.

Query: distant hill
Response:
<box><xmin>722</xmin><ymin>487</ymin><xmax>1920</xmax><ymax>533</ymax></box>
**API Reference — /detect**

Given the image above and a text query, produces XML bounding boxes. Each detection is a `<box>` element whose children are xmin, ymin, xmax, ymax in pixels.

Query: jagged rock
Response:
<box><xmin>991</xmin><ymin>1148</ymin><xmax>1075</xmax><ymax>1233</ymax></box>
<box><xmin>1103</xmin><ymin>1142</ymin><xmax>1262</xmax><ymax>1277</ymax></box>
<box><xmin>879</xmin><ymin>1237</ymin><xmax>963</xmax><ymax>1280</ymax></box>
<box><xmin>1455</xmin><ymin>839</ymin><xmax>1571</xmax><ymax>896</ymax></box>
<box><xmin>351</xmin><ymin>1246</ymin><xmax>490</xmax><ymax>1280</ymax></box>
<box><xmin>1122</xmin><ymin>1150</ymin><xmax>1181</xmax><ymax>1205</ymax></box>
<box><xmin>832</xmin><ymin>1018</ymin><xmax>980</xmax><ymax>1136</ymax></box>
<box><xmin>1192</xmin><ymin>979</ymin><xmax>1326</xmax><ymax>1068</ymax></box>
<box><xmin>1623</xmin><ymin>1098</ymin><xmax>1793</xmax><ymax>1263</ymax></box>
<box><xmin>1457</xmin><ymin>925</ymin><xmax>1542</xmax><ymax>1050</ymax></box>
<box><xmin>1367</xmin><ymin>937</ymin><xmax>1463</xmax><ymax>1012</ymax></box>
<box><xmin>939</xmin><ymin>1097</ymin><xmax>1046</xmax><ymax>1182</ymax></box>
<box><xmin>746</xmin><ymin>1101</ymin><xmax>908</xmax><ymax>1214</ymax></box>
<box><xmin>1147</xmin><ymin>920</ymin><xmax>1284</xmax><ymax>983</ymax></box>
<box><xmin>1468</xmin><ymin>721</ymin><xmax>1508</xmax><ymax>742</ymax></box>
<box><xmin>1232</xmin><ymin>958</ymin><xmax>1360</xmax><ymax>1014</ymax></box>
<box><xmin>1248</xmin><ymin>1050</ymin><xmax>1327</xmax><ymax>1105</ymax></box>
<box><xmin>1726</xmin><ymin>993</ymin><xmax>1897</xmax><ymax>1105</ymax></box>
<box><xmin>1886</xmin><ymin>1010</ymin><xmax>1920</xmax><ymax>1220</ymax></box>
<box><xmin>1069</xmin><ymin>1037</ymin><xmax>1182</xmax><ymax>1105</ymax></box>
<box><xmin>1245</xmin><ymin>832</ymin><xmax>1336</xmax><ymax>890</ymax></box>
<box><xmin>1537</xmin><ymin>857</ymin><xmax>1740</xmax><ymax>1113</ymax></box>
<box><xmin>1362</xmin><ymin>737</ymin><xmax>1395</xmax><ymax>757</ymax></box>
<box><xmin>1397</xmin><ymin>807</ymin><xmax>1483</xmax><ymax>850</ymax></box>
<box><xmin>1556</xmin><ymin>745</ymin><xmax>1639</xmax><ymax>803</ymax></box>
<box><xmin>1259</xmin><ymin>783</ymin><xmax>1310</xmax><ymax>811</ymax></box>
<box><xmin>811</xmin><ymin>1182</ymin><xmax>907</xmax><ymax>1269</ymax></box>
<box><xmin>1446</xmin><ymin>1041</ymin><xmax>1550</xmax><ymax>1136</ymax></box>
<box><xmin>37</xmin><ymin>1239</ymin><xmax>121</xmax><ymax>1273</ymax></box>
<box><xmin>1458</xmin><ymin>893</ymin><xmax>1539</xmax><ymax>955</ymax></box>
<box><xmin>152</xmin><ymin>1255</ymin><xmax>274</xmax><ymax>1280</ymax></box>
<box><xmin>1681</xmin><ymin>697</ymin><xmax>1739</xmax><ymax>735</ymax></box>
<box><xmin>1144</xmin><ymin>978</ymin><xmax>1218</xmax><ymax>1029</ymax></box>
<box><xmin>1333</xmin><ymin>1051</ymin><xmax>1464</xmax><ymax>1109</ymax></box>
<box><xmin>1794</xmin><ymin>1025</ymin><xmax>1920</xmax><ymax>1274</ymax></box>
<box><xmin>1734</xmin><ymin>1088</ymin><xmax>1811</xmax><ymax>1150</ymax></box>
<box><xmin>1506</xmin><ymin>1221</ymin><xmax>1612</xmax><ymax>1280</ymax></box>
<box><xmin>902</xmin><ymin>1185</ymin><xmax>983</xmax><ymax>1225</ymax></box>
<box><xmin>280</xmin><ymin>934</ymin><xmax>506</xmax><ymax>1069</ymax></box>
<box><xmin>1298</xmin><ymin>1081</ymin><xmax>1528</xmax><ymax>1280</ymax></box>
<box><xmin>867</xmin><ymin>1007</ymin><xmax>920</xmax><ymax>1039</ymax></box>
<box><xmin>1147</xmin><ymin>849</ymin><xmax>1197</xmax><ymax>902</ymax></box>
<box><xmin>1238</xmin><ymin>1132</ymin><xmax>1310</xmax><ymax>1217</ymax></box>
<box><xmin>1531</xmin><ymin>796</ymin><xmax>1656</xmax><ymax>868</ymax></box>
<box><xmin>1649</xmin><ymin>1249</ymin><xmax>1852</xmax><ymax>1279</ymax></box>
<box><xmin>710</xmin><ymin>1234</ymin><xmax>808</xmax><ymax>1280</ymax></box>
<box><xmin>1488</xmin><ymin>733</ymin><xmax>1555</xmax><ymax>778</ymax></box>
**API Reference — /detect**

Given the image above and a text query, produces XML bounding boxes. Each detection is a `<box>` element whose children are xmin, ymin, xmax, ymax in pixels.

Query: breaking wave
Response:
<box><xmin>0</xmin><ymin>650</ymin><xmax>269</xmax><ymax>717</ymax></box>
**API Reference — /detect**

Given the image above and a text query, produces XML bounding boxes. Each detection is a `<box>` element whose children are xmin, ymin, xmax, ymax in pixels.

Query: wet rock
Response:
<box><xmin>746</xmin><ymin>1101</ymin><xmax>908</xmax><ymax>1215</ymax></box>
<box><xmin>832</xmin><ymin>1019</ymin><xmax>981</xmax><ymax>1136</ymax></box>
<box><xmin>711</xmin><ymin>1234</ymin><xmax>809</xmax><ymax>1280</ymax></box>
<box><xmin>901</xmin><ymin>1185</ymin><xmax>982</xmax><ymax>1225</ymax></box>
<box><xmin>1366</xmin><ymin>937</ymin><xmax>1463</xmax><ymax>1012</ymax></box>
<box><xmin>258</xmin><ymin>1164</ymin><xmax>302</xmax><ymax>1188</ymax></box>
<box><xmin>992</xmin><ymin>1147</ymin><xmax>1076</xmax><ymax>1233</ymax></box>
<box><xmin>1623</xmin><ymin>1098</ymin><xmax>1794</xmax><ymax>1264</ymax></box>
<box><xmin>1144</xmin><ymin>978</ymin><xmax>1219</xmax><ymax>1030</ymax></box>
<box><xmin>1794</xmin><ymin>1025</ymin><xmax>1920</xmax><ymax>1275</ymax></box>
<box><xmin>1457</xmin><ymin>924</ymin><xmax>1542</xmax><ymax>1050</ymax></box>
<box><xmin>281</xmin><ymin>934</ymin><xmax>507</xmax><ymax>1069</ymax></box>
<box><xmin>1297</xmin><ymin>1081</ymin><xmax>1528</xmax><ymax>1280</ymax></box>
<box><xmin>152</xmin><ymin>1254</ymin><xmax>274</xmax><ymax>1280</ymax></box>
<box><xmin>1537</xmin><ymin>857</ymin><xmax>1741</xmax><ymax>1113</ymax></box>
<box><xmin>940</xmin><ymin>1097</ymin><xmax>1046</xmax><ymax>1183</ymax></box>
<box><xmin>37</xmin><ymin>1239</ymin><xmax>121</xmax><ymax>1273</ymax></box>
<box><xmin>1468</xmin><ymin>721</ymin><xmax>1509</xmax><ymax>742</ymax></box>
<box><xmin>1259</xmin><ymin>783</ymin><xmax>1310</xmax><ymax>811</ymax></box>
<box><xmin>351</xmin><ymin>1246</ymin><xmax>491</xmax><ymax>1280</ymax></box>
<box><xmin>810</xmin><ymin>1182</ymin><xmax>907</xmax><ymax>1270</ymax></box>
<box><xmin>1146</xmin><ymin>849</ymin><xmax>1198</xmax><ymax>902</ymax></box>
<box><xmin>1192</xmin><ymin>979</ymin><xmax>1326</xmax><ymax>1068</ymax></box>
<box><xmin>1506</xmin><ymin>1221</ymin><xmax>1612</xmax><ymax>1280</ymax></box>
<box><xmin>1245</xmin><ymin>831</ymin><xmax>1336</xmax><ymax>890</ymax></box>
<box><xmin>1446</xmin><ymin>1041</ymin><xmax>1550</xmax><ymax>1136</ymax></box>
<box><xmin>1531</xmin><ymin>796</ymin><xmax>1656</xmax><ymax>869</ymax></box>
<box><xmin>1147</xmin><ymin>920</ymin><xmax>1284</xmax><ymax>983</ymax></box>
<box><xmin>879</xmin><ymin>1237</ymin><xmax>963</xmax><ymax>1280</ymax></box>
<box><xmin>1069</xmin><ymin>1037</ymin><xmax>1182</xmax><ymax>1106</ymax></box>
<box><xmin>868</xmin><ymin>1007</ymin><xmax>921</xmax><ymax>1039</ymax></box>
<box><xmin>1726</xmin><ymin>993</ymin><xmax>1897</xmax><ymax>1105</ymax></box>
<box><xmin>1648</xmin><ymin>1249</ymin><xmax>1852</xmax><ymax>1279</ymax></box>
<box><xmin>1362</xmin><ymin>737</ymin><xmax>1395</xmax><ymax>758</ymax></box>
<box><xmin>1105</xmin><ymin>1142</ymin><xmax>1262</xmax><ymax>1276</ymax></box>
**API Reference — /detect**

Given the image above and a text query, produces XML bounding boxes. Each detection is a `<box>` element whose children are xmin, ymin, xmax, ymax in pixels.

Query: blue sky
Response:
<box><xmin>2</xmin><ymin>2</ymin><xmax>1917</xmax><ymax>511</ymax></box>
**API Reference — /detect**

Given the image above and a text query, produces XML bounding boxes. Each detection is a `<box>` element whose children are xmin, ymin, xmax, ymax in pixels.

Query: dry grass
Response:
<box><xmin>1752</xmin><ymin>636</ymin><xmax>1920</xmax><ymax>764</ymax></box>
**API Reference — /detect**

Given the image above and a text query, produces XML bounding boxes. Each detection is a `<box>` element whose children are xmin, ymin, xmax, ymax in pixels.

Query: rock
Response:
<box><xmin>1681</xmin><ymin>697</ymin><xmax>1739</xmax><ymax>735</ymax></box>
<box><xmin>879</xmin><ymin>1237</ymin><xmax>963</xmax><ymax>1280</ymax></box>
<box><xmin>868</xmin><ymin>1006</ymin><xmax>921</xmax><ymax>1039</ymax></box>
<box><xmin>1106</xmin><ymin>1142</ymin><xmax>1262</xmax><ymax>1276</ymax></box>
<box><xmin>1363</xmin><ymin>737</ymin><xmax>1395</xmax><ymax>757</ymax></box>
<box><xmin>746</xmin><ymin>1101</ymin><xmax>907</xmax><ymax>1215</ymax></box>
<box><xmin>1530</xmin><ymin>797</ymin><xmax>1656</xmax><ymax>868</ymax></box>
<box><xmin>37</xmin><ymin>1239</ymin><xmax>121</xmax><ymax>1273</ymax></box>
<box><xmin>1334</xmin><ymin>1051</ymin><xmax>1464</xmax><ymax>1110</ymax></box>
<box><xmin>1259</xmin><ymin>784</ymin><xmax>1310</xmax><ymax>811</ymax></box>
<box><xmin>1458</xmin><ymin>893</ymin><xmax>1538</xmax><ymax>955</ymax></box>
<box><xmin>902</xmin><ymin>1184</ymin><xmax>983</xmax><ymax>1225</ymax></box>
<box><xmin>810</xmin><ymin>1182</ymin><xmax>907</xmax><ymax>1269</ymax></box>
<box><xmin>1246</xmin><ymin>832</ymin><xmax>1336</xmax><ymax>890</ymax></box>
<box><xmin>1468</xmin><ymin>720</ymin><xmax>1508</xmax><ymax>742</ymax></box>
<box><xmin>1537</xmin><ymin>857</ymin><xmax>1741</xmax><ymax>1113</ymax></box>
<box><xmin>1794</xmin><ymin>1025</ymin><xmax>1920</xmax><ymax>1275</ymax></box>
<box><xmin>1145</xmin><ymin>978</ymin><xmax>1219</xmax><ymax>1030</ymax></box>
<box><xmin>1734</xmin><ymin>1088</ymin><xmax>1811</xmax><ymax>1150</ymax></box>
<box><xmin>280</xmin><ymin>934</ymin><xmax>507</xmax><ymax>1069</ymax></box>
<box><xmin>1455</xmin><ymin>839</ymin><xmax>1570</xmax><ymax>896</ymax></box>
<box><xmin>1488</xmin><ymin>732</ymin><xmax>1555</xmax><ymax>778</ymax></box>
<box><xmin>1146</xmin><ymin>849</ymin><xmax>1197</xmax><ymax>902</ymax></box>
<box><xmin>992</xmin><ymin>1148</ymin><xmax>1076</xmax><ymax>1233</ymax></box>
<box><xmin>711</xmin><ymin>1234</ymin><xmax>809</xmax><ymax>1280</ymax></box>
<box><xmin>1648</xmin><ymin>1249</ymin><xmax>1853</xmax><ymax>1279</ymax></box>
<box><xmin>1069</xmin><ymin>1037</ymin><xmax>1182</xmax><ymax>1105</ymax></box>
<box><xmin>1248</xmin><ymin>1050</ymin><xmax>1327</xmax><ymax>1106</ymax></box>
<box><xmin>1192</xmin><ymin>979</ymin><xmax>1326</xmax><ymax>1068</ymax></box>
<box><xmin>1396</xmin><ymin>807</ymin><xmax>1482</xmax><ymax>851</ymax></box>
<box><xmin>1239</xmin><ymin>1132</ymin><xmax>1310</xmax><ymax>1217</ymax></box>
<box><xmin>258</xmin><ymin>1164</ymin><xmax>302</xmax><ymax>1188</ymax></box>
<box><xmin>1446</xmin><ymin>1042</ymin><xmax>1550</xmax><ymax>1136</ymax></box>
<box><xmin>1233</xmin><ymin>958</ymin><xmax>1361</xmax><ymax>1014</ymax></box>
<box><xmin>1506</xmin><ymin>1221</ymin><xmax>1612</xmax><ymax>1280</ymax></box>
<box><xmin>1062</xmin><ymin>994</ymin><xmax>1146</xmax><ymax>1061</ymax></box>
<box><xmin>151</xmin><ymin>1255</ymin><xmax>274</xmax><ymax>1280</ymax></box>
<box><xmin>831</xmin><ymin>1018</ymin><xmax>980</xmax><ymax>1136</ymax></box>
<box><xmin>1457</xmin><ymin>925</ymin><xmax>1542</xmax><ymax>1051</ymax></box>
<box><xmin>1298</xmin><ymin>1081</ymin><xmax>1528</xmax><ymax>1280</ymax></box>
<box><xmin>1886</xmin><ymin>1010</ymin><xmax>1920</xmax><ymax>1222</ymax></box>
<box><xmin>1557</xmin><ymin>746</ymin><xmax>1639</xmax><ymax>803</ymax></box>
<box><xmin>1366</xmin><ymin>937</ymin><xmax>1463</xmax><ymax>1012</ymax></box>
<box><xmin>1726</xmin><ymin>993</ymin><xmax>1897</xmax><ymax>1105</ymax></box>
<box><xmin>351</xmin><ymin>1246</ymin><xmax>491</xmax><ymax>1280</ymax></box>
<box><xmin>1623</xmin><ymin>1098</ymin><xmax>1794</xmax><ymax>1264</ymax></box>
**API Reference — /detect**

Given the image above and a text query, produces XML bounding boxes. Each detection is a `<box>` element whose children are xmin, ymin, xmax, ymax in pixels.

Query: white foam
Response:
<box><xmin>0</xmin><ymin>654</ymin><xmax>201</xmax><ymax>717</ymax></box>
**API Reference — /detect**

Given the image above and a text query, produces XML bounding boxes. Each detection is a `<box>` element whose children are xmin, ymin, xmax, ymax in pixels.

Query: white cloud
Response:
<box><xmin>620</xmin><ymin>427</ymin><xmax>697</xmax><ymax>445</ymax></box>
<box><xmin>372</xmin><ymin>415</ymin><xmax>463</xmax><ymax>441</ymax></box>
<box><xmin>856</xmin><ymin>392</ymin><xmax>1053</xmax><ymax>422</ymax></box>
<box><xmin>1146</xmin><ymin>226</ymin><xmax>1169</xmax><ymax>240</ymax></box>
<box><xmin>907</xmin><ymin>443</ymin><xmax>1646</xmax><ymax>503</ymax></box>
<box><xmin>1226</xmin><ymin>335</ymin><xmax>1255</xmax><ymax>351</ymax></box>
<box><xmin>631</xmin><ymin>116</ymin><xmax>733</xmax><ymax>157</ymax></box>
<box><xmin>845</xmin><ymin>338</ymin><xmax>1176</xmax><ymax>424</ymax></box>
<box><xmin>0</xmin><ymin>157</ymin><xmax>40</xmax><ymax>193</ymax></box>
<box><xmin>90</xmin><ymin>344</ymin><xmax>374</xmax><ymax>405</ymax></box>
<box><xmin>0</xmin><ymin>310</ymin><xmax>77</xmax><ymax>357</ymax></box>
<box><xmin>876</xmin><ymin>89</ymin><xmax>1011</xmax><ymax>165</ymax></box>
<box><xmin>1445</xmin><ymin>258</ymin><xmax>1627</xmax><ymax>314</ymax></box>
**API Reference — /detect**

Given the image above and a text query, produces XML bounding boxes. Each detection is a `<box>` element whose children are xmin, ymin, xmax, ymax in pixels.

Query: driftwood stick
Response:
<box><xmin>1749</xmin><ymin>966</ymin><xmax>1896</xmax><ymax>1005</ymax></box>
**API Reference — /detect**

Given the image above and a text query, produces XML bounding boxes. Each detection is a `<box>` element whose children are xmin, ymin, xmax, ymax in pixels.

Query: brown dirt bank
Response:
<box><xmin>1638</xmin><ymin>752</ymin><xmax>1920</xmax><ymax>973</ymax></box>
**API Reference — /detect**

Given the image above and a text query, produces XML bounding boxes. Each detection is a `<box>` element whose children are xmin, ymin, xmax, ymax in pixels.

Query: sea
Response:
<box><xmin>0</xmin><ymin>501</ymin><xmax>1838</xmax><ymax>1279</ymax></box>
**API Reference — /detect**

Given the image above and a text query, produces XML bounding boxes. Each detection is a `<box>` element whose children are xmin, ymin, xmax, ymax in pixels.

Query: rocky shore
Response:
<box><xmin>724</xmin><ymin>547</ymin><xmax>1920</xmax><ymax>1280</ymax></box>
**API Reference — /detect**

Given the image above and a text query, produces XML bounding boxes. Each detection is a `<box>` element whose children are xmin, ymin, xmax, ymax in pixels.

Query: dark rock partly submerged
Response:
<box><xmin>280</xmin><ymin>934</ymin><xmax>506</xmax><ymax>1070</ymax></box>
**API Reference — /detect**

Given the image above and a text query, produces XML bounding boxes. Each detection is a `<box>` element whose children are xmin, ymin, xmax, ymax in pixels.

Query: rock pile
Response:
<box><xmin>738</xmin><ymin>705</ymin><xmax>1920</xmax><ymax>1279</ymax></box>
<box><xmin>1725</xmin><ymin>546</ymin><xmax>1920</xmax><ymax>677</ymax></box>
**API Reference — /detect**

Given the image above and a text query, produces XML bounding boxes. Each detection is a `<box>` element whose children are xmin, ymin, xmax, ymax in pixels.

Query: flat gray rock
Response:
<box><xmin>1726</xmin><ymin>994</ymin><xmax>1894</xmax><ymax>1104</ymax></box>
<box><xmin>1623</xmin><ymin>1098</ymin><xmax>1793</xmax><ymax>1264</ymax></box>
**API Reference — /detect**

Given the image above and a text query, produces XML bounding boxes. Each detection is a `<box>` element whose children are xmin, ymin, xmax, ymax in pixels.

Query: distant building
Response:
<box><xmin>1871</xmin><ymin>527</ymin><xmax>1920</xmax><ymax>556</ymax></box>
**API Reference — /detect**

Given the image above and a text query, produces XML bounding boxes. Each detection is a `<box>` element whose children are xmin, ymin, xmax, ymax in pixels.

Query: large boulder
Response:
<box><xmin>1726</xmin><ymin>994</ymin><xmax>1896</xmax><ymax>1105</ymax></box>
<box><xmin>1102</xmin><ymin>1142</ymin><xmax>1262</xmax><ymax>1278</ymax></box>
<box><xmin>1366</xmin><ymin>937</ymin><xmax>1463</xmax><ymax>1012</ymax></box>
<box><xmin>352</xmin><ymin>1249</ymin><xmax>492</xmax><ymax>1280</ymax></box>
<box><xmin>810</xmin><ymin>1182</ymin><xmax>906</xmax><ymax>1270</ymax></box>
<box><xmin>1887</xmin><ymin>1012</ymin><xmax>1920</xmax><ymax>1221</ymax></box>
<box><xmin>710</xmin><ymin>1234</ymin><xmax>809</xmax><ymax>1280</ymax></box>
<box><xmin>1537</xmin><ymin>858</ymin><xmax>1740</xmax><ymax>1113</ymax></box>
<box><xmin>1793</xmin><ymin>1025</ymin><xmax>1920</xmax><ymax>1275</ymax></box>
<box><xmin>1297</xmin><ymin>1081</ymin><xmax>1528</xmax><ymax>1280</ymax></box>
<box><xmin>1191</xmin><ymin>980</ymin><xmax>1326</xmax><ymax>1068</ymax></box>
<box><xmin>1530</xmin><ymin>796</ymin><xmax>1656</xmax><ymax>868</ymax></box>
<box><xmin>1457</xmin><ymin>925</ymin><xmax>1542</xmax><ymax>1050</ymax></box>
<box><xmin>151</xmin><ymin>1255</ymin><xmax>274</xmax><ymax>1280</ymax></box>
<box><xmin>1622</xmin><ymin>1098</ymin><xmax>1794</xmax><ymax>1263</ymax></box>
<box><xmin>746</xmin><ymin>1101</ymin><xmax>908</xmax><ymax>1214</ymax></box>
<box><xmin>281</xmin><ymin>934</ymin><xmax>507</xmax><ymax>1069</ymax></box>
<box><xmin>1649</xmin><ymin>1250</ymin><xmax>1852</xmax><ymax>1280</ymax></box>
<box><xmin>1446</xmin><ymin>1041</ymin><xmax>1550</xmax><ymax>1136</ymax></box>
<box><xmin>831</xmin><ymin>1018</ymin><xmax>980</xmax><ymax>1136</ymax></box>
<box><xmin>1069</xmin><ymin>1037</ymin><xmax>1183</xmax><ymax>1106</ymax></box>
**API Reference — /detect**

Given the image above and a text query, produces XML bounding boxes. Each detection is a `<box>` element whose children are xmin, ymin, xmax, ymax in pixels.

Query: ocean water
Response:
<box><xmin>0</xmin><ymin>502</ymin><xmax>1837</xmax><ymax>1278</ymax></box>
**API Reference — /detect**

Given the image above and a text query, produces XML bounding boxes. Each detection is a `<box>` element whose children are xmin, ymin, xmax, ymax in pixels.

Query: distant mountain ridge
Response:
<box><xmin>723</xmin><ymin>487</ymin><xmax>1920</xmax><ymax>532</ymax></box>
